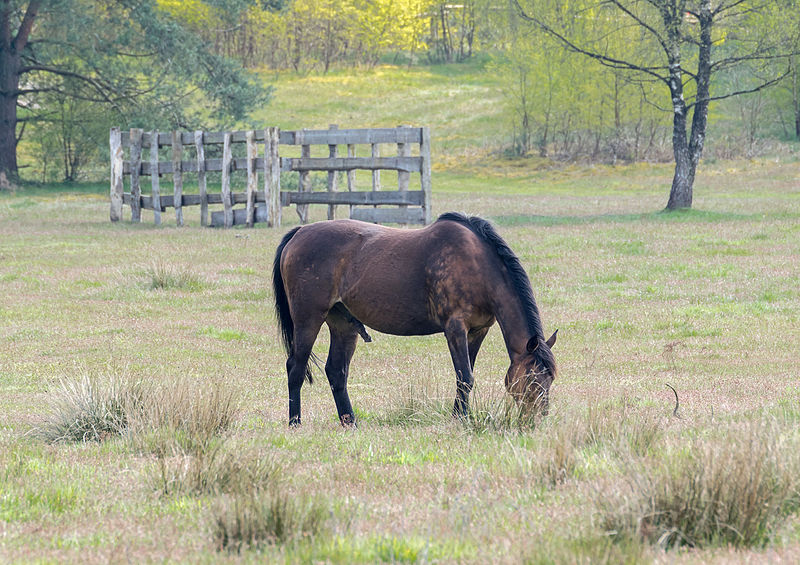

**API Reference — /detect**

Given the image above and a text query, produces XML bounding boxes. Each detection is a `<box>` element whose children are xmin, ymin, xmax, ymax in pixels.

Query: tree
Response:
<box><xmin>514</xmin><ymin>0</ymin><xmax>794</xmax><ymax>210</ymax></box>
<box><xmin>0</xmin><ymin>0</ymin><xmax>267</xmax><ymax>181</ymax></box>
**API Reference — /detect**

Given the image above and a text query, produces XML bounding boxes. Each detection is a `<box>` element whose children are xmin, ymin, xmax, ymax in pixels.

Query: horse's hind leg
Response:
<box><xmin>325</xmin><ymin>310</ymin><xmax>360</xmax><ymax>426</ymax></box>
<box><xmin>287</xmin><ymin>317</ymin><xmax>325</xmax><ymax>427</ymax></box>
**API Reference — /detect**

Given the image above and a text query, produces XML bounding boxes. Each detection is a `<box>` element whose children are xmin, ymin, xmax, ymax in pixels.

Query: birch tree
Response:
<box><xmin>514</xmin><ymin>0</ymin><xmax>794</xmax><ymax>209</ymax></box>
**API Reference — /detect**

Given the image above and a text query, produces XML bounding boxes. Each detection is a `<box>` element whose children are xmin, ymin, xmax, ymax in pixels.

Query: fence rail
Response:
<box><xmin>110</xmin><ymin>125</ymin><xmax>432</xmax><ymax>228</ymax></box>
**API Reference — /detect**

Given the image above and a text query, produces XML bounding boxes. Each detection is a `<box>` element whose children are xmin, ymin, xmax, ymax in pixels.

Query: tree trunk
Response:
<box><xmin>0</xmin><ymin>8</ymin><xmax>19</xmax><ymax>180</ymax></box>
<box><xmin>665</xmin><ymin>0</ymin><xmax>712</xmax><ymax>211</ymax></box>
<box><xmin>792</xmin><ymin>54</ymin><xmax>800</xmax><ymax>139</ymax></box>
<box><xmin>0</xmin><ymin>64</ymin><xmax>19</xmax><ymax>180</ymax></box>
<box><xmin>0</xmin><ymin>1</ymin><xmax>40</xmax><ymax>181</ymax></box>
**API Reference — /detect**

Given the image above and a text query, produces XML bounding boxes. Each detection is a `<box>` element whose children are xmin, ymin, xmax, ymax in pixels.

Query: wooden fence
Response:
<box><xmin>110</xmin><ymin>125</ymin><xmax>432</xmax><ymax>228</ymax></box>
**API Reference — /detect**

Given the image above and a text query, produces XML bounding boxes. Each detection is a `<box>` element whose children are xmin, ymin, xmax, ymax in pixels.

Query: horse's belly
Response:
<box><xmin>342</xmin><ymin>295</ymin><xmax>441</xmax><ymax>337</ymax></box>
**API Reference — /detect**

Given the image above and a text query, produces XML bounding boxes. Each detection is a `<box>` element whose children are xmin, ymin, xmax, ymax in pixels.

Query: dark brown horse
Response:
<box><xmin>272</xmin><ymin>212</ymin><xmax>557</xmax><ymax>426</ymax></box>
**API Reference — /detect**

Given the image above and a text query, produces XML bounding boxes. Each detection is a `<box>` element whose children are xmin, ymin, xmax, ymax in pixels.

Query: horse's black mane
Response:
<box><xmin>437</xmin><ymin>212</ymin><xmax>555</xmax><ymax>369</ymax></box>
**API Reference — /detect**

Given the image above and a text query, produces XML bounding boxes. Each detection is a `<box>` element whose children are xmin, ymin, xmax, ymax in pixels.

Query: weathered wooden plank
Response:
<box><xmin>210</xmin><ymin>205</ymin><xmax>270</xmax><ymax>228</ymax></box>
<box><xmin>150</xmin><ymin>130</ymin><xmax>161</xmax><ymax>225</ymax></box>
<box><xmin>136</xmin><ymin>191</ymin><xmax>266</xmax><ymax>210</ymax></box>
<box><xmin>121</xmin><ymin>127</ymin><xmax>424</xmax><ymax>149</ymax></box>
<box><xmin>327</xmin><ymin>125</ymin><xmax>338</xmax><ymax>220</ymax></box>
<box><xmin>109</xmin><ymin>128</ymin><xmax>124</xmax><ymax>222</ymax></box>
<box><xmin>195</xmin><ymin>130</ymin><xmax>207</xmax><ymax>227</ymax></box>
<box><xmin>264</xmin><ymin>127</ymin><xmax>281</xmax><ymax>227</ymax></box>
<box><xmin>282</xmin><ymin>156</ymin><xmax>423</xmax><ymax>173</ymax></box>
<box><xmin>283</xmin><ymin>127</ymin><xmax>423</xmax><ymax>146</ymax></box>
<box><xmin>420</xmin><ymin>127</ymin><xmax>433</xmax><ymax>225</ymax></box>
<box><xmin>171</xmin><ymin>131</ymin><xmax>184</xmax><ymax>226</ymax></box>
<box><xmin>350</xmin><ymin>207</ymin><xmax>426</xmax><ymax>225</ymax></box>
<box><xmin>296</xmin><ymin>140</ymin><xmax>310</xmax><ymax>224</ymax></box>
<box><xmin>246</xmin><ymin>130</ymin><xmax>257</xmax><ymax>228</ymax></box>
<box><xmin>124</xmin><ymin>155</ymin><xmax>421</xmax><ymax>175</ymax></box>
<box><xmin>221</xmin><ymin>132</ymin><xmax>233</xmax><ymax>228</ymax></box>
<box><xmin>129</xmin><ymin>129</ymin><xmax>143</xmax><ymax>223</ymax></box>
<box><xmin>281</xmin><ymin>190</ymin><xmax>424</xmax><ymax>206</ymax></box>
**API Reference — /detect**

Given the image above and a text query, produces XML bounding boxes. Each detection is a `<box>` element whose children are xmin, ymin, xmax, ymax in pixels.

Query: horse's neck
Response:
<box><xmin>491</xmin><ymin>284</ymin><xmax>537</xmax><ymax>359</ymax></box>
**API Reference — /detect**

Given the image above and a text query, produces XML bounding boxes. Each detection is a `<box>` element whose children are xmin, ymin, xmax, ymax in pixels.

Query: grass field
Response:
<box><xmin>2</xmin><ymin>63</ymin><xmax>800</xmax><ymax>563</ymax></box>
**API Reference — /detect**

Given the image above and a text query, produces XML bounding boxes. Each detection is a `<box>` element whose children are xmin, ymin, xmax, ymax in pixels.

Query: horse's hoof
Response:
<box><xmin>340</xmin><ymin>413</ymin><xmax>357</xmax><ymax>428</ymax></box>
<box><xmin>288</xmin><ymin>417</ymin><xmax>301</xmax><ymax>428</ymax></box>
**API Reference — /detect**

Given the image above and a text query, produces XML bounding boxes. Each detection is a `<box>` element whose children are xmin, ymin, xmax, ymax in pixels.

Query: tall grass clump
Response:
<box><xmin>36</xmin><ymin>373</ymin><xmax>145</xmax><ymax>442</ymax></box>
<box><xmin>151</xmin><ymin>442</ymin><xmax>279</xmax><ymax>497</ymax></box>
<box><xmin>130</xmin><ymin>378</ymin><xmax>237</xmax><ymax>454</ymax></box>
<box><xmin>37</xmin><ymin>373</ymin><xmax>238</xmax><ymax>451</ymax></box>
<box><xmin>460</xmin><ymin>387</ymin><xmax>543</xmax><ymax>434</ymax></box>
<box><xmin>213</xmin><ymin>490</ymin><xmax>330</xmax><ymax>552</ymax></box>
<box><xmin>597</xmin><ymin>418</ymin><xmax>800</xmax><ymax>549</ymax></box>
<box><xmin>378</xmin><ymin>383</ymin><xmax>449</xmax><ymax>427</ymax></box>
<box><xmin>144</xmin><ymin>261</ymin><xmax>204</xmax><ymax>291</ymax></box>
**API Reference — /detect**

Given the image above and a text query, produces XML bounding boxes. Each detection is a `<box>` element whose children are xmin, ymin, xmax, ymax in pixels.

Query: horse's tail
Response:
<box><xmin>272</xmin><ymin>226</ymin><xmax>314</xmax><ymax>384</ymax></box>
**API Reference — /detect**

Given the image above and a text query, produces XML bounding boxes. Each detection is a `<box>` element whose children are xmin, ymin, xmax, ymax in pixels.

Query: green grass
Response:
<box><xmin>1</xmin><ymin>63</ymin><xmax>800</xmax><ymax>563</ymax></box>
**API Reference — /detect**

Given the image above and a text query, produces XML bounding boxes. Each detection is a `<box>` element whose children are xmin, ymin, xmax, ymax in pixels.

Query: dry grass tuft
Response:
<box><xmin>129</xmin><ymin>378</ymin><xmax>238</xmax><ymax>454</ymax></box>
<box><xmin>35</xmin><ymin>373</ymin><xmax>145</xmax><ymax>443</ymax></box>
<box><xmin>462</xmin><ymin>391</ymin><xmax>541</xmax><ymax>433</ymax></box>
<box><xmin>150</xmin><ymin>441</ymin><xmax>279</xmax><ymax>497</ymax></box>
<box><xmin>212</xmin><ymin>489</ymin><xmax>330</xmax><ymax>552</ymax></box>
<box><xmin>597</xmin><ymin>418</ymin><xmax>800</xmax><ymax>549</ymax></box>
<box><xmin>37</xmin><ymin>373</ymin><xmax>238</xmax><ymax>451</ymax></box>
<box><xmin>144</xmin><ymin>260</ymin><xmax>204</xmax><ymax>291</ymax></box>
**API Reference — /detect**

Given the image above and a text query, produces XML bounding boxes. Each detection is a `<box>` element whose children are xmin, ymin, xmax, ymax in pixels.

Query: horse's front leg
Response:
<box><xmin>444</xmin><ymin>319</ymin><xmax>473</xmax><ymax>418</ymax></box>
<box><xmin>325</xmin><ymin>326</ymin><xmax>359</xmax><ymax>427</ymax></box>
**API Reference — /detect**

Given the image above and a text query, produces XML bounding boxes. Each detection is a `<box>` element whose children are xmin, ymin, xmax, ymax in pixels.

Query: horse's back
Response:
<box><xmin>279</xmin><ymin>218</ymin><xmax>492</xmax><ymax>336</ymax></box>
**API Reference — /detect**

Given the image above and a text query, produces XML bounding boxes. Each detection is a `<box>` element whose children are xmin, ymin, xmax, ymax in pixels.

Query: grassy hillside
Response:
<box><xmin>1</xmin><ymin>64</ymin><xmax>800</xmax><ymax>563</ymax></box>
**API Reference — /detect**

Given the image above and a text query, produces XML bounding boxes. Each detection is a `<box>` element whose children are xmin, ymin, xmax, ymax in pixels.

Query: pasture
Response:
<box><xmin>1</xmin><ymin>156</ymin><xmax>798</xmax><ymax>563</ymax></box>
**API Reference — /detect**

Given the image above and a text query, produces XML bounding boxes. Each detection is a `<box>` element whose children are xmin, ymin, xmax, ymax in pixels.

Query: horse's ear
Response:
<box><xmin>526</xmin><ymin>337</ymin><xmax>539</xmax><ymax>353</ymax></box>
<box><xmin>546</xmin><ymin>329</ymin><xmax>558</xmax><ymax>348</ymax></box>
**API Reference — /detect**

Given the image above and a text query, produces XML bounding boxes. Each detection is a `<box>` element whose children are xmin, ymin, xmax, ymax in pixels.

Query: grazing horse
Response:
<box><xmin>272</xmin><ymin>212</ymin><xmax>557</xmax><ymax>427</ymax></box>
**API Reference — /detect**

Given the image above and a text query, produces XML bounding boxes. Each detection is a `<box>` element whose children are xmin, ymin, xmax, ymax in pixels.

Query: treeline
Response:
<box><xmin>162</xmin><ymin>0</ymin><xmax>800</xmax><ymax>165</ymax></box>
<box><xmin>159</xmin><ymin>0</ymin><xmax>477</xmax><ymax>71</ymax></box>
<box><xmin>6</xmin><ymin>1</ymin><xmax>799</xmax><ymax>185</ymax></box>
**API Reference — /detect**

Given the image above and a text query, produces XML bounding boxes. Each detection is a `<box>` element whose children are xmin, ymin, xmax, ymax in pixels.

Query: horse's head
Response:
<box><xmin>505</xmin><ymin>330</ymin><xmax>558</xmax><ymax>415</ymax></box>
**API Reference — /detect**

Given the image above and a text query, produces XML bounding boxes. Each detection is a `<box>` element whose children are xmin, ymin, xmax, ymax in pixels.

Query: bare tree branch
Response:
<box><xmin>512</xmin><ymin>0</ymin><xmax>670</xmax><ymax>84</ymax></box>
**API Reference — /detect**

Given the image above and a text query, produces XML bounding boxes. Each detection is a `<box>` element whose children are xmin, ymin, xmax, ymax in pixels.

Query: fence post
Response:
<box><xmin>129</xmin><ymin>128</ymin><xmax>143</xmax><ymax>223</ymax></box>
<box><xmin>171</xmin><ymin>131</ymin><xmax>184</xmax><ymax>227</ymax></box>
<box><xmin>264</xmin><ymin>127</ymin><xmax>281</xmax><ymax>227</ymax></box>
<box><xmin>347</xmin><ymin>143</ymin><xmax>355</xmax><ymax>218</ymax></box>
<box><xmin>246</xmin><ymin>130</ymin><xmax>257</xmax><ymax>228</ymax></box>
<box><xmin>109</xmin><ymin>127</ymin><xmax>123</xmax><ymax>222</ymax></box>
<box><xmin>420</xmin><ymin>127</ymin><xmax>432</xmax><ymax>225</ymax></box>
<box><xmin>371</xmin><ymin>142</ymin><xmax>380</xmax><ymax>208</ymax></box>
<box><xmin>297</xmin><ymin>129</ymin><xmax>310</xmax><ymax>224</ymax></box>
<box><xmin>397</xmin><ymin>125</ymin><xmax>410</xmax><ymax>226</ymax></box>
<box><xmin>150</xmin><ymin>131</ymin><xmax>161</xmax><ymax>226</ymax></box>
<box><xmin>195</xmin><ymin>131</ymin><xmax>207</xmax><ymax>227</ymax></box>
<box><xmin>221</xmin><ymin>132</ymin><xmax>233</xmax><ymax>228</ymax></box>
<box><xmin>327</xmin><ymin>124</ymin><xmax>339</xmax><ymax>220</ymax></box>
